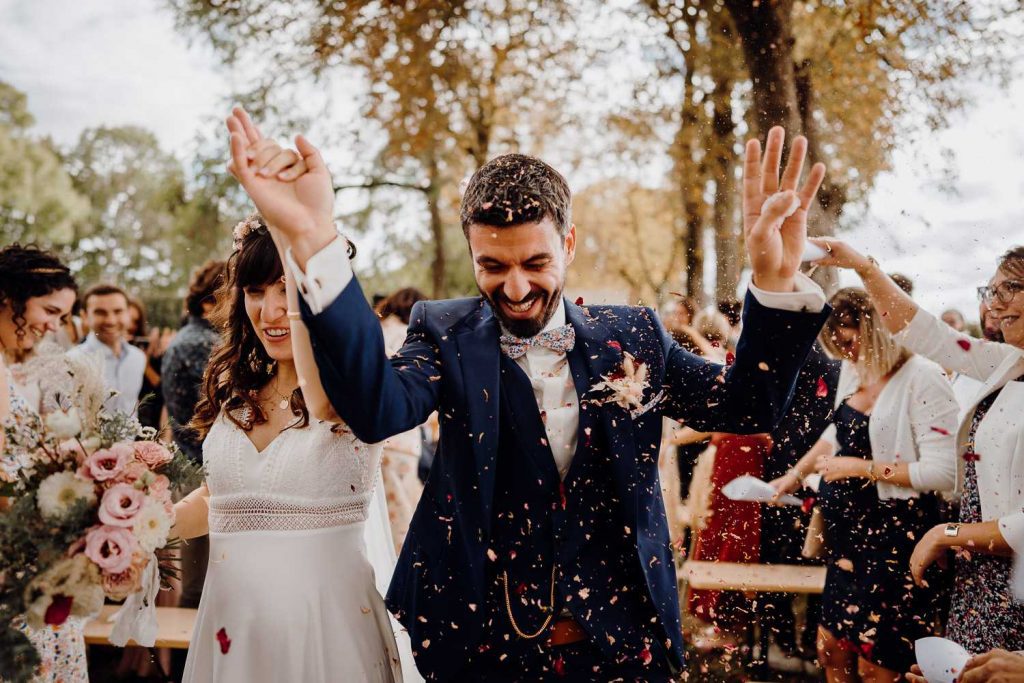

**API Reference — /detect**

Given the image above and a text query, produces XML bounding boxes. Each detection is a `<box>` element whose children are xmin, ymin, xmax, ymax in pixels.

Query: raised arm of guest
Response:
<box><xmin>811</xmin><ymin>239</ymin><xmax>1021</xmax><ymax>381</ymax></box>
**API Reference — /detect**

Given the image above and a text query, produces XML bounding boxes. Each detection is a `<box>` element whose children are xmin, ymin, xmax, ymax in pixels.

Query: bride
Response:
<box><xmin>173</xmin><ymin>216</ymin><xmax>418</xmax><ymax>682</ymax></box>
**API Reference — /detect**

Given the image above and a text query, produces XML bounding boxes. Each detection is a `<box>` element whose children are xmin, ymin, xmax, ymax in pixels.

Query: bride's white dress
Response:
<box><xmin>183</xmin><ymin>413</ymin><xmax>417</xmax><ymax>682</ymax></box>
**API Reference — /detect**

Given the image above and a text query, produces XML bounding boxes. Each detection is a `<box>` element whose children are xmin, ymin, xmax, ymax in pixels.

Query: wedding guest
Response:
<box><xmin>815</xmin><ymin>241</ymin><xmax>1024</xmax><ymax>656</ymax></box>
<box><xmin>759</xmin><ymin>342</ymin><xmax>839</xmax><ymax>668</ymax></box>
<box><xmin>126</xmin><ymin>296</ymin><xmax>173</xmax><ymax>431</ymax></box>
<box><xmin>51</xmin><ymin>298</ymin><xmax>84</xmax><ymax>350</ymax></box>
<box><xmin>0</xmin><ymin>244</ymin><xmax>84</xmax><ymax>681</ymax></box>
<box><xmin>890</xmin><ymin>272</ymin><xmax>914</xmax><ymax>296</ymax></box>
<box><xmin>772</xmin><ymin>287</ymin><xmax>958</xmax><ymax>681</ymax></box>
<box><xmin>942</xmin><ymin>308</ymin><xmax>967</xmax><ymax>332</ymax></box>
<box><xmin>664</xmin><ymin>295</ymin><xmax>698</xmax><ymax>331</ymax></box>
<box><xmin>69</xmin><ymin>283</ymin><xmax>146</xmax><ymax>416</ymax></box>
<box><xmin>717</xmin><ymin>298</ymin><xmax>743</xmax><ymax>351</ymax></box>
<box><xmin>951</xmin><ymin>300</ymin><xmax>1003</xmax><ymax>421</ymax></box>
<box><xmin>692</xmin><ymin>308</ymin><xmax>731</xmax><ymax>362</ymax></box>
<box><xmin>376</xmin><ymin>286</ymin><xmax>428</xmax><ymax>551</ymax></box>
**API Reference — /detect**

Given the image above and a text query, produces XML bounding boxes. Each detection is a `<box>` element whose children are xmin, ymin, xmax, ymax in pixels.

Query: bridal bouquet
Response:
<box><xmin>1</xmin><ymin>350</ymin><xmax>201</xmax><ymax>681</ymax></box>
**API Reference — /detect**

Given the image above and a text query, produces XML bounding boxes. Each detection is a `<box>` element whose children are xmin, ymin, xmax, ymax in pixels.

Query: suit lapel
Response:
<box><xmin>564</xmin><ymin>300</ymin><xmax>640</xmax><ymax>518</ymax></box>
<box><xmin>454</xmin><ymin>302</ymin><xmax>501</xmax><ymax>535</ymax></box>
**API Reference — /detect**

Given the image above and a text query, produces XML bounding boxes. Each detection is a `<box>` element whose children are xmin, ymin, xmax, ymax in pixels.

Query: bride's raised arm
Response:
<box><xmin>263</xmin><ymin>226</ymin><xmax>345</xmax><ymax>424</ymax></box>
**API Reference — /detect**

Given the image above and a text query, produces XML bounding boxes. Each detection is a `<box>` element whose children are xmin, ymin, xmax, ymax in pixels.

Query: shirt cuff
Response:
<box><xmin>748</xmin><ymin>272</ymin><xmax>827</xmax><ymax>313</ymax></box>
<box><xmin>285</xmin><ymin>236</ymin><xmax>353</xmax><ymax>315</ymax></box>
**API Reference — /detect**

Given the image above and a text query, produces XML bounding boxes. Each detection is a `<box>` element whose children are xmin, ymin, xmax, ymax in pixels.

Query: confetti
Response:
<box><xmin>607</xmin><ymin>340</ymin><xmax>622</xmax><ymax>351</ymax></box>
<box><xmin>963</xmin><ymin>451</ymin><xmax>980</xmax><ymax>462</ymax></box>
<box><xmin>816</xmin><ymin>377</ymin><xmax>829</xmax><ymax>398</ymax></box>
<box><xmin>575</xmin><ymin>296</ymin><xmax>584</xmax><ymax>305</ymax></box>
<box><xmin>956</xmin><ymin>339</ymin><xmax>972</xmax><ymax>351</ymax></box>
<box><xmin>216</xmin><ymin>627</ymin><xmax>231</xmax><ymax>654</ymax></box>
<box><xmin>725</xmin><ymin>351</ymin><xmax>735</xmax><ymax>366</ymax></box>
<box><xmin>930</xmin><ymin>426</ymin><xmax>951</xmax><ymax>436</ymax></box>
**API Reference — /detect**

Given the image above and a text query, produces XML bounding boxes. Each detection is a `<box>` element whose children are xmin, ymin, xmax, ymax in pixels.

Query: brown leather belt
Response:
<box><xmin>546</xmin><ymin>617</ymin><xmax>588</xmax><ymax>646</ymax></box>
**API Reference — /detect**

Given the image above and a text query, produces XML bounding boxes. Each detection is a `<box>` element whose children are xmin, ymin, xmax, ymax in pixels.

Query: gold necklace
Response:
<box><xmin>501</xmin><ymin>564</ymin><xmax>558</xmax><ymax>639</ymax></box>
<box><xmin>267</xmin><ymin>379</ymin><xmax>291</xmax><ymax>411</ymax></box>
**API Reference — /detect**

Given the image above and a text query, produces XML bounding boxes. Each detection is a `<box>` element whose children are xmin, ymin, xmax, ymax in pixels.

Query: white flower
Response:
<box><xmin>132</xmin><ymin>498</ymin><xmax>173</xmax><ymax>553</ymax></box>
<box><xmin>44</xmin><ymin>408</ymin><xmax>82</xmax><ymax>440</ymax></box>
<box><xmin>37</xmin><ymin>471</ymin><xmax>97</xmax><ymax>519</ymax></box>
<box><xmin>590</xmin><ymin>352</ymin><xmax>650</xmax><ymax>411</ymax></box>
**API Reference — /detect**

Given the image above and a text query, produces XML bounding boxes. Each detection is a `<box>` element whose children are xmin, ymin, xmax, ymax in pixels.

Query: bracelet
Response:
<box><xmin>787</xmin><ymin>468</ymin><xmax>806</xmax><ymax>485</ymax></box>
<box><xmin>286</xmin><ymin>311</ymin><xmax>302</xmax><ymax>320</ymax></box>
<box><xmin>866</xmin><ymin>461</ymin><xmax>878</xmax><ymax>483</ymax></box>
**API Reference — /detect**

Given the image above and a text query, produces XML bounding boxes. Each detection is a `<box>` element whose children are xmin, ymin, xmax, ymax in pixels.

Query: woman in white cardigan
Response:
<box><xmin>815</xmin><ymin>240</ymin><xmax>1024</xmax><ymax>657</ymax></box>
<box><xmin>772</xmin><ymin>288</ymin><xmax>958</xmax><ymax>682</ymax></box>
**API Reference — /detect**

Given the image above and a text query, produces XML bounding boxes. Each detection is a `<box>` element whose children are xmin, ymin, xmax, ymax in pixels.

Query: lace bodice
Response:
<box><xmin>202</xmin><ymin>414</ymin><xmax>383</xmax><ymax>533</ymax></box>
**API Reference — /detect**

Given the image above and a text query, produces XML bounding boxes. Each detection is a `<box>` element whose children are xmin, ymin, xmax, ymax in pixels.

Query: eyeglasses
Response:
<box><xmin>977</xmin><ymin>280</ymin><xmax>1024</xmax><ymax>304</ymax></box>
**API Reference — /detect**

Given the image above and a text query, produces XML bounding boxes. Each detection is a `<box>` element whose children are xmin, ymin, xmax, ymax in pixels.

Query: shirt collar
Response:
<box><xmin>83</xmin><ymin>332</ymin><xmax>125</xmax><ymax>359</ymax></box>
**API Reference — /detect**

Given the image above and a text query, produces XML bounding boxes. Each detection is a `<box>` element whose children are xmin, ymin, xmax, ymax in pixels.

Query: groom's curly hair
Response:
<box><xmin>460</xmin><ymin>153</ymin><xmax>572</xmax><ymax>238</ymax></box>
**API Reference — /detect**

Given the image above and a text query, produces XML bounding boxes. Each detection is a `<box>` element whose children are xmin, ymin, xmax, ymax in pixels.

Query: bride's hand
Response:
<box><xmin>226</xmin><ymin>107</ymin><xmax>337</xmax><ymax>263</ymax></box>
<box><xmin>808</xmin><ymin>238</ymin><xmax>874</xmax><ymax>274</ymax></box>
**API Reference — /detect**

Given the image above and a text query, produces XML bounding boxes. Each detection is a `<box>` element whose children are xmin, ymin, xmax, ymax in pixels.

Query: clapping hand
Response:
<box><xmin>807</xmin><ymin>238</ymin><xmax>874</xmax><ymax>274</ymax></box>
<box><xmin>225</xmin><ymin>107</ymin><xmax>337</xmax><ymax>265</ymax></box>
<box><xmin>743</xmin><ymin>127</ymin><xmax>826</xmax><ymax>293</ymax></box>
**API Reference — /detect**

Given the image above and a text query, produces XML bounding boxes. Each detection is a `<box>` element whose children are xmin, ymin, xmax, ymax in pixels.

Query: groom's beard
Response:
<box><xmin>482</xmin><ymin>284</ymin><xmax>563</xmax><ymax>338</ymax></box>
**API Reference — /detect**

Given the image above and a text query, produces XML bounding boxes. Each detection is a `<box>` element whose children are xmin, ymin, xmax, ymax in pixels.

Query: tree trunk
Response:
<box><xmin>724</xmin><ymin>0</ymin><xmax>801</xmax><ymax>135</ymax></box>
<box><xmin>796</xmin><ymin>58</ymin><xmax>845</xmax><ymax>294</ymax></box>
<box><xmin>710</xmin><ymin>20</ymin><xmax>740</xmax><ymax>303</ymax></box>
<box><xmin>423</xmin><ymin>153</ymin><xmax>447</xmax><ymax>299</ymax></box>
<box><xmin>679</xmin><ymin>11</ymin><xmax>707</xmax><ymax>306</ymax></box>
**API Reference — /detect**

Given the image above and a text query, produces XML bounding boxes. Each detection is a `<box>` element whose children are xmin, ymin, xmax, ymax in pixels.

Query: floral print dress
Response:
<box><xmin>4</xmin><ymin>372</ymin><xmax>89</xmax><ymax>683</ymax></box>
<box><xmin>946</xmin><ymin>382</ymin><xmax>1024</xmax><ymax>653</ymax></box>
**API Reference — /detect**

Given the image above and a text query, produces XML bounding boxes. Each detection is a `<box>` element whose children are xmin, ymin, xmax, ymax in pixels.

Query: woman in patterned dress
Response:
<box><xmin>819</xmin><ymin>240</ymin><xmax>1024</xmax><ymax>656</ymax></box>
<box><xmin>0</xmin><ymin>245</ymin><xmax>85</xmax><ymax>682</ymax></box>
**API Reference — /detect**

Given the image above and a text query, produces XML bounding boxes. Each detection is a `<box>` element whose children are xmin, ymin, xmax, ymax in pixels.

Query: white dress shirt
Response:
<box><xmin>286</xmin><ymin>236</ymin><xmax>827</xmax><ymax>479</ymax></box>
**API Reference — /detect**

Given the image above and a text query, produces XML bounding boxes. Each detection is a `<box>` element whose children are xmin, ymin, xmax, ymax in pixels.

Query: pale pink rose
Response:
<box><xmin>115</xmin><ymin>461</ymin><xmax>149</xmax><ymax>484</ymax></box>
<box><xmin>147</xmin><ymin>474</ymin><xmax>172</xmax><ymax>505</ymax></box>
<box><xmin>98</xmin><ymin>484</ymin><xmax>145</xmax><ymax>527</ymax></box>
<box><xmin>81</xmin><ymin>444</ymin><xmax>134</xmax><ymax>482</ymax></box>
<box><xmin>84</xmin><ymin>525</ymin><xmax>137</xmax><ymax>574</ymax></box>
<box><xmin>133</xmin><ymin>441</ymin><xmax>172</xmax><ymax>468</ymax></box>
<box><xmin>102</xmin><ymin>563</ymin><xmax>142</xmax><ymax>601</ymax></box>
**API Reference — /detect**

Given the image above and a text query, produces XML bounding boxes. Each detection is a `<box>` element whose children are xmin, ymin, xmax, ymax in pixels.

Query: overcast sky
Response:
<box><xmin>3</xmin><ymin>0</ymin><xmax>1023</xmax><ymax>320</ymax></box>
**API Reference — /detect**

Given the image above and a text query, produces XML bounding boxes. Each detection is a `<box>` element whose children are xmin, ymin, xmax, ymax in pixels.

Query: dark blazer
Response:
<box><xmin>300</xmin><ymin>277</ymin><xmax>830</xmax><ymax>680</ymax></box>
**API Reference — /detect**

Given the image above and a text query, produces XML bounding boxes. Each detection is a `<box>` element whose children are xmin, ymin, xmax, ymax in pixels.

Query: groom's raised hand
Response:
<box><xmin>226</xmin><ymin>106</ymin><xmax>337</xmax><ymax>268</ymax></box>
<box><xmin>743</xmin><ymin>126</ymin><xmax>826</xmax><ymax>293</ymax></box>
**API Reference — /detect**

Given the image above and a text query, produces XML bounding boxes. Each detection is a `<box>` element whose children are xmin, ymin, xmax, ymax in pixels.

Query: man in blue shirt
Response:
<box><xmin>70</xmin><ymin>284</ymin><xmax>146</xmax><ymax>417</ymax></box>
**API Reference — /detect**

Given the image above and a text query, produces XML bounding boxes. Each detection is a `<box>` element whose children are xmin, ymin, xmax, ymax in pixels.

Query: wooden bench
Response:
<box><xmin>84</xmin><ymin>604</ymin><xmax>197</xmax><ymax>649</ymax></box>
<box><xmin>679</xmin><ymin>560</ymin><xmax>826</xmax><ymax>594</ymax></box>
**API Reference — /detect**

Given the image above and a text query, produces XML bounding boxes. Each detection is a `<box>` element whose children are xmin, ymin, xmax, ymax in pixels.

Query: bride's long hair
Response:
<box><xmin>191</xmin><ymin>214</ymin><xmax>310</xmax><ymax>439</ymax></box>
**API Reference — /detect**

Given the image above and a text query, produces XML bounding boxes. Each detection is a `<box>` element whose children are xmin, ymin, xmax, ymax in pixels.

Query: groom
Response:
<box><xmin>226</xmin><ymin>109</ymin><xmax>830</xmax><ymax>681</ymax></box>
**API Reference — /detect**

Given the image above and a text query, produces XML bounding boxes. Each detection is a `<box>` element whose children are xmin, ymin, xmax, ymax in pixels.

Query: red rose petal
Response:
<box><xmin>216</xmin><ymin>627</ymin><xmax>231</xmax><ymax>654</ymax></box>
<box><xmin>725</xmin><ymin>351</ymin><xmax>736</xmax><ymax>366</ymax></box>
<box><xmin>640</xmin><ymin>646</ymin><xmax>653</xmax><ymax>665</ymax></box>
<box><xmin>930</xmin><ymin>426</ymin><xmax>951</xmax><ymax>436</ymax></box>
<box><xmin>44</xmin><ymin>595</ymin><xmax>73</xmax><ymax>626</ymax></box>
<box><xmin>607</xmin><ymin>340</ymin><xmax>621</xmax><ymax>351</ymax></box>
<box><xmin>963</xmin><ymin>451</ymin><xmax>980</xmax><ymax>462</ymax></box>
<box><xmin>860</xmin><ymin>642</ymin><xmax>874</xmax><ymax>659</ymax></box>
<box><xmin>801</xmin><ymin>496</ymin><xmax>816</xmax><ymax>515</ymax></box>
<box><xmin>559</xmin><ymin>481</ymin><xmax>567</xmax><ymax>510</ymax></box>
<box><xmin>553</xmin><ymin>654</ymin><xmax>566</xmax><ymax>676</ymax></box>
<box><xmin>956</xmin><ymin>339</ymin><xmax>972</xmax><ymax>351</ymax></box>
<box><xmin>574</xmin><ymin>296</ymin><xmax>584</xmax><ymax>306</ymax></box>
<box><xmin>816</xmin><ymin>377</ymin><xmax>829</xmax><ymax>398</ymax></box>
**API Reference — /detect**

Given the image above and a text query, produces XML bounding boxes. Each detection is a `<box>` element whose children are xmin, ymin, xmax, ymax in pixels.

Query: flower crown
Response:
<box><xmin>231</xmin><ymin>213</ymin><xmax>268</xmax><ymax>252</ymax></box>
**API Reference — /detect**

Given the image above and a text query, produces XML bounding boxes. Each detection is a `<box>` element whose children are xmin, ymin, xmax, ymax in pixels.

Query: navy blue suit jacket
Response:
<box><xmin>300</xmin><ymin>277</ymin><xmax>829</xmax><ymax>680</ymax></box>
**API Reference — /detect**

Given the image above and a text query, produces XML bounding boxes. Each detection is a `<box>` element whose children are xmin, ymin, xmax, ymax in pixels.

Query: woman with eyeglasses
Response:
<box><xmin>812</xmin><ymin>242</ymin><xmax>1024</xmax><ymax>655</ymax></box>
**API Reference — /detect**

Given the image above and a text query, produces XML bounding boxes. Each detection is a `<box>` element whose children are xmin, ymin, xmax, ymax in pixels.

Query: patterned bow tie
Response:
<box><xmin>499</xmin><ymin>324</ymin><xmax>576</xmax><ymax>359</ymax></box>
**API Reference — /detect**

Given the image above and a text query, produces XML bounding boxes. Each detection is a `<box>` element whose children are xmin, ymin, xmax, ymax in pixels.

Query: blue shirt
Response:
<box><xmin>70</xmin><ymin>332</ymin><xmax>147</xmax><ymax>417</ymax></box>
